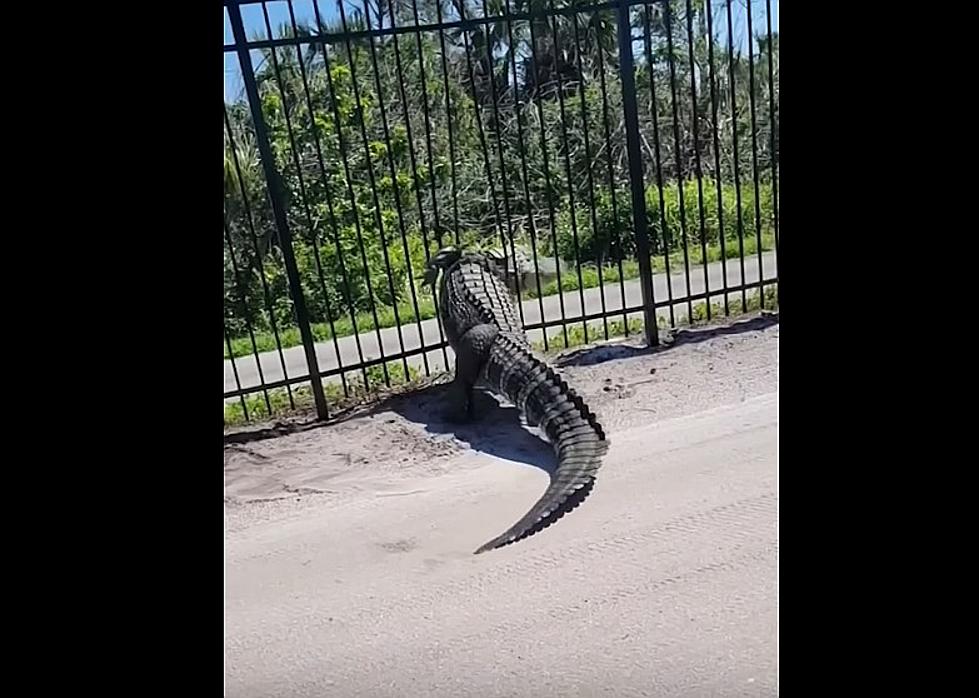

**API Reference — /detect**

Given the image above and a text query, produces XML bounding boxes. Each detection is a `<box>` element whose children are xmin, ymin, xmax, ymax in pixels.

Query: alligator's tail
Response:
<box><xmin>475</xmin><ymin>332</ymin><xmax>610</xmax><ymax>554</ymax></box>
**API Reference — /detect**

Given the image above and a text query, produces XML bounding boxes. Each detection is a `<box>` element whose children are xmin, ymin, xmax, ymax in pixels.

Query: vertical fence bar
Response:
<box><xmin>704</xmin><ymin>0</ymin><xmax>730</xmax><ymax>316</ymax></box>
<box><xmin>311</xmin><ymin>0</ymin><xmax>380</xmax><ymax>391</ymax></box>
<box><xmin>765</xmin><ymin>0</ymin><xmax>779</xmax><ymax>278</ymax></box>
<box><xmin>456</xmin><ymin>3</ymin><xmax>507</xmax><ymax>260</ymax></box>
<box><xmin>725</xmin><ymin>0</ymin><xmax>748</xmax><ymax>313</ymax></box>
<box><xmin>434</xmin><ymin>1</ymin><xmax>462</xmax><ymax>246</ymax></box>
<box><xmin>224</xmin><ymin>326</ymin><xmax>250</xmax><ymax>421</ymax></box>
<box><xmin>223</xmin><ymin>218</ymin><xmax>273</xmax><ymax>416</ymax></box>
<box><xmin>480</xmin><ymin>0</ymin><xmax>525</xmax><ymax>329</ymax></box>
<box><xmin>358</xmin><ymin>0</ymin><xmax>424</xmax><ymax>380</ymax></box>
<box><xmin>262</xmin><ymin>3</ymin><xmax>350</xmax><ymax>397</ymax></box>
<box><xmin>546</xmin><ymin>0</ymin><xmax>590</xmax><ymax>343</ymax></box>
<box><xmin>284</xmin><ymin>0</ymin><xmax>356</xmax><ymax>397</ymax></box>
<box><xmin>526</xmin><ymin>14</ymin><xmax>569</xmax><ymax>347</ymax></box>
<box><xmin>616</xmin><ymin>0</ymin><xmax>658</xmax><ymax>346</ymax></box>
<box><xmin>663</xmin><ymin>2</ymin><xmax>694</xmax><ymax>322</ymax></box>
<box><xmin>642</xmin><ymin>5</ymin><xmax>676</xmax><ymax>328</ymax></box>
<box><xmin>570</xmin><ymin>9</ymin><xmax>610</xmax><ymax>342</ymax></box>
<box><xmin>228</xmin><ymin>1</ymin><xmax>329</xmax><ymax>421</ymax></box>
<box><xmin>594</xmin><ymin>20</ymin><xmax>631</xmax><ymax>335</ymax></box>
<box><xmin>334</xmin><ymin>0</ymin><xmax>398</xmax><ymax>387</ymax></box>
<box><xmin>504</xmin><ymin>0</ymin><xmax>549</xmax><ymax>351</ymax></box>
<box><xmin>745</xmin><ymin>0</ymin><xmax>765</xmax><ymax>307</ymax></box>
<box><xmin>224</xmin><ymin>110</ymin><xmax>295</xmax><ymax>411</ymax></box>
<box><xmin>399</xmin><ymin>0</ymin><xmax>452</xmax><ymax>372</ymax></box>
<box><xmin>409</xmin><ymin>0</ymin><xmax>445</xmax><ymax>251</ymax></box>
<box><xmin>685</xmin><ymin>0</ymin><xmax>711</xmax><ymax>321</ymax></box>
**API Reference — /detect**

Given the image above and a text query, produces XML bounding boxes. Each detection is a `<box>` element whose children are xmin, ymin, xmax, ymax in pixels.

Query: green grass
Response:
<box><xmin>530</xmin><ymin>316</ymin><xmax>647</xmax><ymax>353</ymax></box>
<box><xmin>532</xmin><ymin>283</ymin><xmax>779</xmax><ymax>352</ymax></box>
<box><xmin>224</xmin><ymin>233</ymin><xmax>775</xmax><ymax>359</ymax></box>
<box><xmin>224</xmin><ymin>361</ymin><xmax>422</xmax><ymax>428</ymax></box>
<box><xmin>654</xmin><ymin>231</ymin><xmax>775</xmax><ymax>274</ymax></box>
<box><xmin>225</xmin><ymin>283</ymin><xmax>778</xmax><ymax>428</ymax></box>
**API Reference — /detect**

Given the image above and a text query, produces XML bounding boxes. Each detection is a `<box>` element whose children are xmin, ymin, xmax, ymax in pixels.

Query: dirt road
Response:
<box><xmin>225</xmin><ymin>316</ymin><xmax>779</xmax><ymax>697</ymax></box>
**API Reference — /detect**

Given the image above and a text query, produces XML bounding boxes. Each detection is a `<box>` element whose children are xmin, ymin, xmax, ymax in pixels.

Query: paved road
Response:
<box><xmin>225</xmin><ymin>392</ymin><xmax>779</xmax><ymax>696</ymax></box>
<box><xmin>225</xmin><ymin>251</ymin><xmax>777</xmax><ymax>397</ymax></box>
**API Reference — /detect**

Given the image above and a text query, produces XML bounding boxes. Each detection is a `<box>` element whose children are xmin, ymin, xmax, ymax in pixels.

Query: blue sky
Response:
<box><xmin>224</xmin><ymin>0</ymin><xmax>778</xmax><ymax>104</ymax></box>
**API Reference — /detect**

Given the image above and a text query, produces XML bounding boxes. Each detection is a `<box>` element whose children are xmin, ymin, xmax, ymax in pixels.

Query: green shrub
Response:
<box><xmin>552</xmin><ymin>179</ymin><xmax>775</xmax><ymax>263</ymax></box>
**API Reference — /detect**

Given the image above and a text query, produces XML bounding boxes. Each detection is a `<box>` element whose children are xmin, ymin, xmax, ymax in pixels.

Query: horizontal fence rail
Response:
<box><xmin>223</xmin><ymin>0</ymin><xmax>779</xmax><ymax>425</ymax></box>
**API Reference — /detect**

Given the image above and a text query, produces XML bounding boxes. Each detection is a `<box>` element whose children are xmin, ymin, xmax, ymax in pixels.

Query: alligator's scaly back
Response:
<box><xmin>426</xmin><ymin>248</ymin><xmax>610</xmax><ymax>554</ymax></box>
<box><xmin>437</xmin><ymin>250</ymin><xmax>525</xmax><ymax>342</ymax></box>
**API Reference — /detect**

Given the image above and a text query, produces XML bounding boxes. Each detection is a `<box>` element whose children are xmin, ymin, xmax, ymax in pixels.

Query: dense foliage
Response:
<box><xmin>224</xmin><ymin>0</ymin><xmax>778</xmax><ymax>340</ymax></box>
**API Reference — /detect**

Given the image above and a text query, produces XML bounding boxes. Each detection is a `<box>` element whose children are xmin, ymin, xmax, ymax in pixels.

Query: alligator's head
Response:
<box><xmin>422</xmin><ymin>247</ymin><xmax>462</xmax><ymax>288</ymax></box>
<box><xmin>484</xmin><ymin>248</ymin><xmax>511</xmax><ymax>276</ymax></box>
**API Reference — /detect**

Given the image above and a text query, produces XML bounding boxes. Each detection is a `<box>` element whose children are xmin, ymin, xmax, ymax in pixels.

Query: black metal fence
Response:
<box><xmin>223</xmin><ymin>0</ymin><xmax>779</xmax><ymax>424</ymax></box>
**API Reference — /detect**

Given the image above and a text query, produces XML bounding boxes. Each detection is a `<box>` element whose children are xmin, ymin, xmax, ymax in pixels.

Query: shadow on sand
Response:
<box><xmin>388</xmin><ymin>384</ymin><xmax>557</xmax><ymax>477</ymax></box>
<box><xmin>554</xmin><ymin>311</ymin><xmax>779</xmax><ymax>368</ymax></box>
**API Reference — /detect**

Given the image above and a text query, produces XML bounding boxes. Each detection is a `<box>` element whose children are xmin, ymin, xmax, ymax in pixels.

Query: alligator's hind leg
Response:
<box><xmin>443</xmin><ymin>323</ymin><xmax>499</xmax><ymax>423</ymax></box>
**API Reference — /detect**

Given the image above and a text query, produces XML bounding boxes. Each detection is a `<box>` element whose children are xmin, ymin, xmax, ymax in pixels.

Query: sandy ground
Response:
<box><xmin>225</xmin><ymin>314</ymin><xmax>779</xmax><ymax>697</ymax></box>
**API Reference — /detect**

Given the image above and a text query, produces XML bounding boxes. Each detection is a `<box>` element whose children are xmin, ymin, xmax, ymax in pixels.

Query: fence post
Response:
<box><xmin>616</xmin><ymin>0</ymin><xmax>659</xmax><ymax>346</ymax></box>
<box><xmin>227</xmin><ymin>2</ymin><xmax>330</xmax><ymax>420</ymax></box>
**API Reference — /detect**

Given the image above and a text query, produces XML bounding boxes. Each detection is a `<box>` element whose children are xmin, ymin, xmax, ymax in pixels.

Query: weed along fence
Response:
<box><xmin>223</xmin><ymin>0</ymin><xmax>779</xmax><ymax>425</ymax></box>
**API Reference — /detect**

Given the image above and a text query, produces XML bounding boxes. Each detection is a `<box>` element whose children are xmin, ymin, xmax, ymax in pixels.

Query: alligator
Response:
<box><xmin>423</xmin><ymin>247</ymin><xmax>610</xmax><ymax>554</ymax></box>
